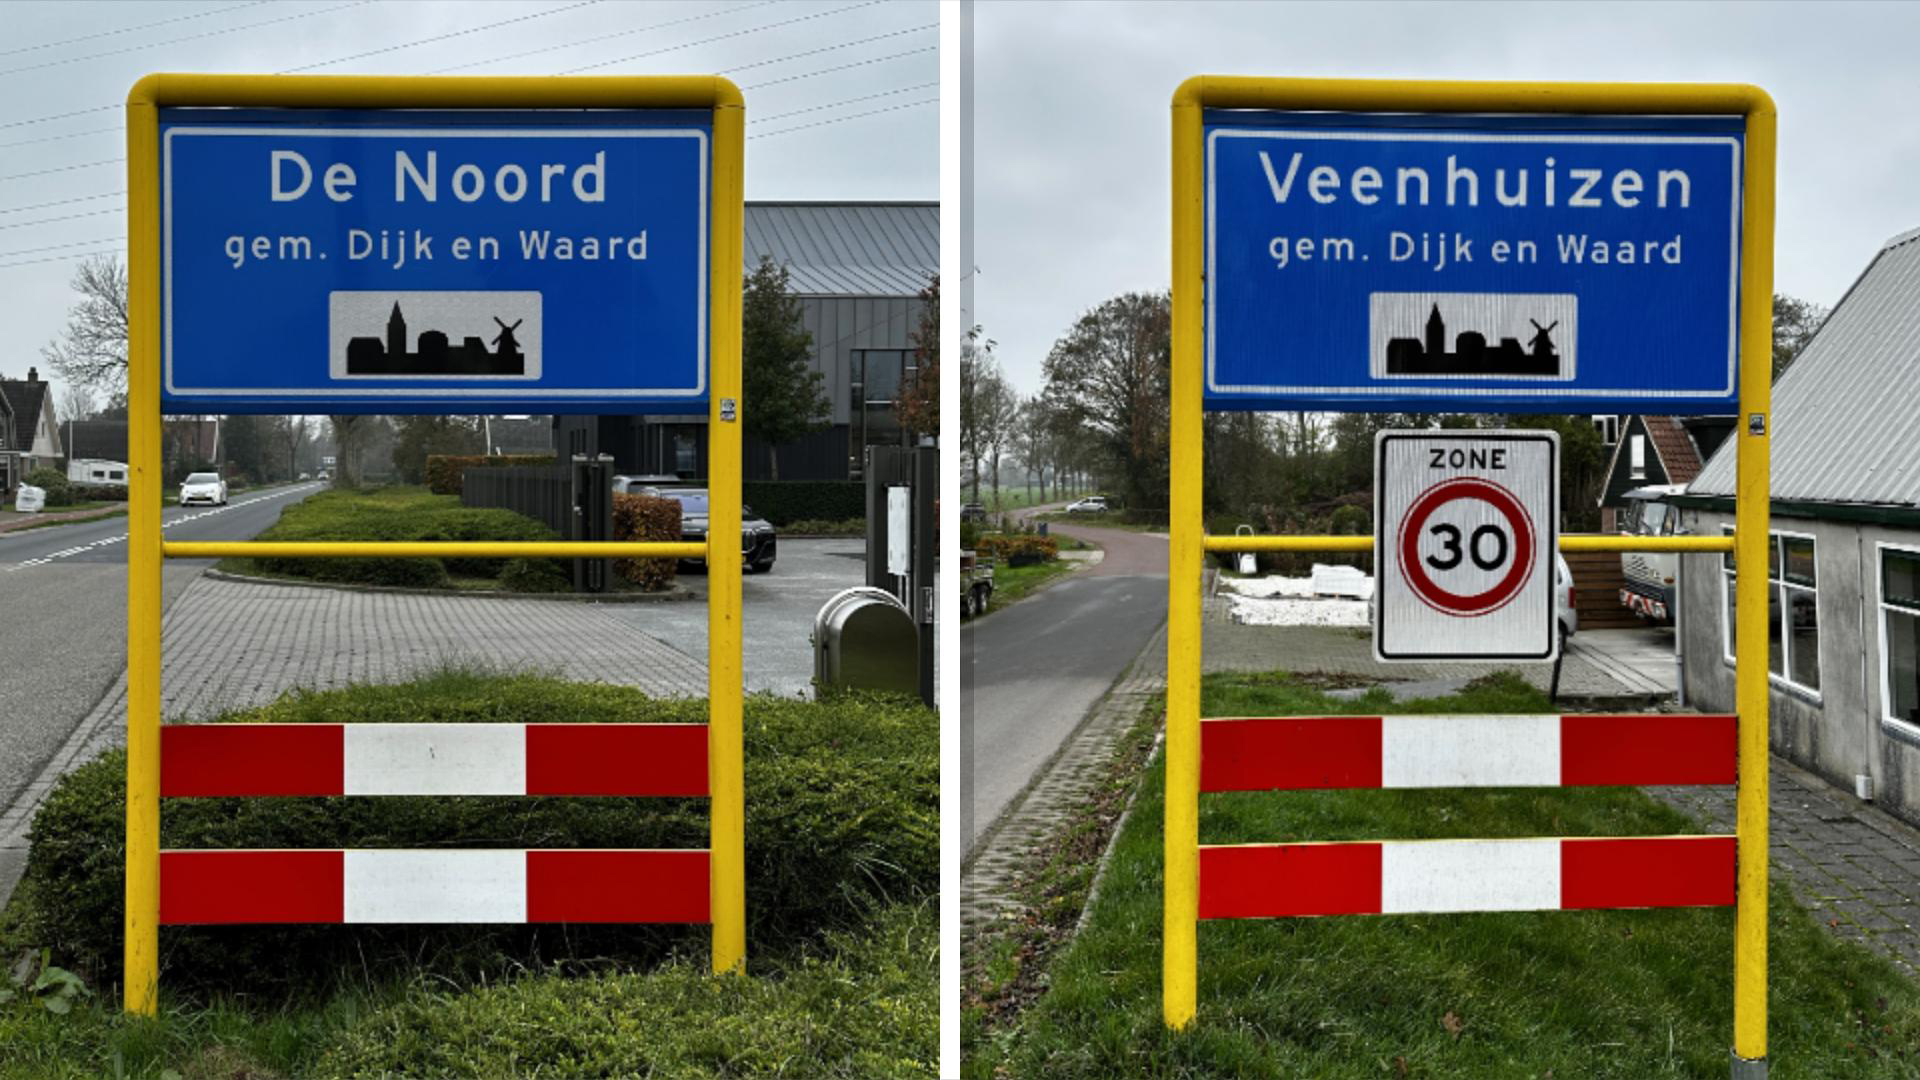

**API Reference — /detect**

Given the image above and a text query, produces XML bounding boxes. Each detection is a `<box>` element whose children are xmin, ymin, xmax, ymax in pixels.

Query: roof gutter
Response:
<box><xmin>1669</xmin><ymin>491</ymin><xmax>1920</xmax><ymax>528</ymax></box>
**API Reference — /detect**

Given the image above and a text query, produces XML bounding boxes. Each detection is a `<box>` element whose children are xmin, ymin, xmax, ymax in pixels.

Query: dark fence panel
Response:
<box><xmin>461</xmin><ymin>464</ymin><xmax>574</xmax><ymax>535</ymax></box>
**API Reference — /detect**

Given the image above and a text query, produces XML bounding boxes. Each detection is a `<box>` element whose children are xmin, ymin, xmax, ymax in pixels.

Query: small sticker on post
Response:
<box><xmin>720</xmin><ymin>397</ymin><xmax>737</xmax><ymax>422</ymax></box>
<box><xmin>1748</xmin><ymin>413</ymin><xmax>1766</xmax><ymax>436</ymax></box>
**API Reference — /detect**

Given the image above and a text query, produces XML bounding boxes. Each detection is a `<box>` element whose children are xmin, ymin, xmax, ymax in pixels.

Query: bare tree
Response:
<box><xmin>976</xmin><ymin>366</ymin><xmax>1018</xmax><ymax>507</ymax></box>
<box><xmin>58</xmin><ymin>383</ymin><xmax>96</xmax><ymax>427</ymax></box>
<box><xmin>329</xmin><ymin>415</ymin><xmax>368</xmax><ymax>488</ymax></box>
<box><xmin>42</xmin><ymin>257</ymin><xmax>129</xmax><ymax>394</ymax></box>
<box><xmin>958</xmin><ymin>326</ymin><xmax>995</xmax><ymax>502</ymax></box>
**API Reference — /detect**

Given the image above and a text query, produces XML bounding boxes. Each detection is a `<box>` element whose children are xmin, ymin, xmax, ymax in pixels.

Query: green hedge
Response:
<box><xmin>741</xmin><ymin>481</ymin><xmax>864</xmax><ymax>527</ymax></box>
<box><xmin>22</xmin><ymin>468</ymin><xmax>72</xmax><ymax>507</ymax></box>
<box><xmin>424</xmin><ymin>454</ymin><xmax>556</xmax><ymax>496</ymax></box>
<box><xmin>250</xmin><ymin>487</ymin><xmax>558</xmax><ymax>588</ymax></box>
<box><xmin>15</xmin><ymin>672</ymin><xmax>935</xmax><ymax>997</ymax></box>
<box><xmin>313</xmin><ymin>902</ymin><xmax>935</xmax><ymax>1078</ymax></box>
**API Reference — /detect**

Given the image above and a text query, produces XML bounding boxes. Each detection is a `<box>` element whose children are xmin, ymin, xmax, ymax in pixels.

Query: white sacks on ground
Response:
<box><xmin>1310</xmin><ymin>563</ymin><xmax>1373</xmax><ymax>600</ymax></box>
<box><xmin>13</xmin><ymin>485</ymin><xmax>45</xmax><ymax>513</ymax></box>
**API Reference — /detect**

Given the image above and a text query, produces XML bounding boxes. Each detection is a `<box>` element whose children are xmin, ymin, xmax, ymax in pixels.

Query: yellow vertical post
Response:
<box><xmin>1732</xmin><ymin>88</ymin><xmax>1777</xmax><ymax>1072</ymax></box>
<box><xmin>707</xmin><ymin>78</ymin><xmax>747</xmax><ymax>976</ymax></box>
<box><xmin>1163</xmin><ymin>78</ymin><xmax>1206</xmax><ymax>1030</ymax></box>
<box><xmin>122</xmin><ymin>85</ymin><xmax>163</xmax><ymax>1016</ymax></box>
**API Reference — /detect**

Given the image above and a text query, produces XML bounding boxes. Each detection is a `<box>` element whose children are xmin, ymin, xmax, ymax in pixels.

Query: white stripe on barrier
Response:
<box><xmin>342</xmin><ymin>724</ymin><xmax>525</xmax><ymax>796</ymax></box>
<box><xmin>342</xmin><ymin>850</ymin><xmax>526</xmax><ymax>923</ymax></box>
<box><xmin>1380</xmin><ymin>715</ymin><xmax>1560</xmax><ymax>789</ymax></box>
<box><xmin>1380</xmin><ymin>839</ymin><xmax>1561</xmax><ymax>914</ymax></box>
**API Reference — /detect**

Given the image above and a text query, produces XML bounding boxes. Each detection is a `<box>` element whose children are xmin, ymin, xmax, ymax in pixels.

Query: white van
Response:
<box><xmin>1618</xmin><ymin>484</ymin><xmax>1686</xmax><ymax>623</ymax></box>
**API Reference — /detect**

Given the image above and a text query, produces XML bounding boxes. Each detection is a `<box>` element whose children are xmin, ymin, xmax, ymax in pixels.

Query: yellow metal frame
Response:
<box><xmin>1168</xmin><ymin>76</ymin><xmax>1775</xmax><ymax>1067</ymax></box>
<box><xmin>123</xmin><ymin>74</ymin><xmax>747</xmax><ymax>1014</ymax></box>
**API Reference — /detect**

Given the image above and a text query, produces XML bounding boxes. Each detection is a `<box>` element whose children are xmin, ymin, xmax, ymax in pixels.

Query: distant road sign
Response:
<box><xmin>158</xmin><ymin>108</ymin><xmax>709</xmax><ymax>413</ymax></box>
<box><xmin>1375</xmin><ymin>430</ymin><xmax>1558</xmax><ymax>661</ymax></box>
<box><xmin>1204</xmin><ymin>112</ymin><xmax>1744</xmax><ymax>413</ymax></box>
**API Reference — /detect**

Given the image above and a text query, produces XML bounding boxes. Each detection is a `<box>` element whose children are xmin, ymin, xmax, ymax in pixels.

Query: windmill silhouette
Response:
<box><xmin>1527</xmin><ymin>319</ymin><xmax>1559</xmax><ymax>360</ymax></box>
<box><xmin>491</xmin><ymin>317</ymin><xmax>524</xmax><ymax>359</ymax></box>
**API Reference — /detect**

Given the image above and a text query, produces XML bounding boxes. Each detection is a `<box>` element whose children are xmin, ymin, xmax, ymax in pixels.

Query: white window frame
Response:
<box><xmin>1720</xmin><ymin>525</ymin><xmax>1823</xmax><ymax>700</ymax></box>
<box><xmin>1876</xmin><ymin>541</ymin><xmax>1920</xmax><ymax>741</ymax></box>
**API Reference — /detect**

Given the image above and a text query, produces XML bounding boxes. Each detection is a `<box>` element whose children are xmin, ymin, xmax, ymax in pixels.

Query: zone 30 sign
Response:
<box><xmin>1374</xmin><ymin>430</ymin><xmax>1559</xmax><ymax>662</ymax></box>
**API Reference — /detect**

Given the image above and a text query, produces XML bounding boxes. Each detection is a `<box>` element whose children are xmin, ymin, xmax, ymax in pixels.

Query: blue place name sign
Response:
<box><xmin>1204</xmin><ymin>111</ymin><xmax>1745</xmax><ymax>413</ymax></box>
<box><xmin>160</xmin><ymin>108</ymin><xmax>710</xmax><ymax>413</ymax></box>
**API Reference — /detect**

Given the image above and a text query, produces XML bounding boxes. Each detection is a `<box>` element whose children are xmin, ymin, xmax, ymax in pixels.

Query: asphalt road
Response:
<box><xmin>600</xmin><ymin>536</ymin><xmax>874</xmax><ymax>699</ymax></box>
<box><xmin>964</xmin><ymin>518</ymin><xmax>1168</xmax><ymax>856</ymax></box>
<box><xmin>0</xmin><ymin>483</ymin><xmax>322</xmax><ymax>814</ymax></box>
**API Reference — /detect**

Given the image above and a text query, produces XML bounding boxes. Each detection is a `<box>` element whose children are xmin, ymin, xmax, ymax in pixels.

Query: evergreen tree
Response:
<box><xmin>742</xmin><ymin>256</ymin><xmax>828</xmax><ymax>480</ymax></box>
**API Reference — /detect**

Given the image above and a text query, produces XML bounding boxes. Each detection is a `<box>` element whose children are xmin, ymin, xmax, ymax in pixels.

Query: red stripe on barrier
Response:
<box><xmin>160</xmin><ymin>850</ymin><xmax>344</xmax><ymax>924</ymax></box>
<box><xmin>161</xmin><ymin>725</ymin><xmax>344</xmax><ymax>796</ymax></box>
<box><xmin>1561</xmin><ymin>836</ymin><xmax>1735</xmax><ymax>910</ymax></box>
<box><xmin>1199</xmin><ymin>843</ymin><xmax>1383</xmax><ymax>918</ymax></box>
<box><xmin>1200</xmin><ymin>717</ymin><xmax>1383</xmax><ymax>792</ymax></box>
<box><xmin>1560</xmin><ymin>714</ymin><xmax>1736</xmax><ymax>786</ymax></box>
<box><xmin>525</xmin><ymin>724</ymin><xmax>709</xmax><ymax>797</ymax></box>
<box><xmin>526</xmin><ymin>849</ymin><xmax>711</xmax><ymax>922</ymax></box>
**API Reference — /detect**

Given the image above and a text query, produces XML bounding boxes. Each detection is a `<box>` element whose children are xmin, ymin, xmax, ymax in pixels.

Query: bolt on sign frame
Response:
<box><xmin>1168</xmin><ymin>77</ymin><xmax>1775</xmax><ymax>1075</ymax></box>
<box><xmin>122</xmin><ymin>74</ymin><xmax>745</xmax><ymax>1014</ymax></box>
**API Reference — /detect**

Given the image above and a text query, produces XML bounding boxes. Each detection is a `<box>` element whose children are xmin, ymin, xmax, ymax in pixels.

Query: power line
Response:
<box><xmin>0</xmin><ymin>206</ymin><xmax>123</xmax><ymax>232</ymax></box>
<box><xmin>559</xmin><ymin>0</ymin><xmax>885</xmax><ymax>74</ymax></box>
<box><xmin>281</xmin><ymin>0</ymin><xmax>603</xmax><ymax>73</ymax></box>
<box><xmin>750</xmin><ymin>96</ymin><xmax>934</xmax><ymax>139</ymax></box>
<box><xmin>737</xmin><ymin>44</ymin><xmax>933</xmax><ymax>90</ymax></box>
<box><xmin>0</xmin><ymin>158</ymin><xmax>123</xmax><ymax>183</ymax></box>
<box><xmin>750</xmin><ymin>83</ymin><xmax>937</xmax><ymax>124</ymax></box>
<box><xmin>0</xmin><ymin>1</ymin><xmax>375</xmax><ymax>80</ymax></box>
<box><xmin>0</xmin><ymin>246</ymin><xmax>124</xmax><ymax>272</ymax></box>
<box><xmin>426</xmin><ymin>1</ymin><xmax>779</xmax><ymax>74</ymax></box>
<box><xmin>0</xmin><ymin>104</ymin><xmax>117</xmax><ymax>134</ymax></box>
<box><xmin>0</xmin><ymin>2</ymin><xmax>267</xmax><ymax>61</ymax></box>
<box><xmin>0</xmin><ymin>235</ymin><xmax>124</xmax><ymax>260</ymax></box>
<box><xmin>0</xmin><ymin>125</ymin><xmax>121</xmax><ymax>153</ymax></box>
<box><xmin>724</xmin><ymin>22</ymin><xmax>933</xmax><ymax>77</ymax></box>
<box><xmin>0</xmin><ymin>192</ymin><xmax>124</xmax><ymax>216</ymax></box>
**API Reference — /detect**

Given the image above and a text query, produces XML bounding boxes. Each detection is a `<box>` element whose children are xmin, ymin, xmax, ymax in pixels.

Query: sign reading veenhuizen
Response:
<box><xmin>1204</xmin><ymin>112</ymin><xmax>1744</xmax><ymax>413</ymax></box>
<box><xmin>160</xmin><ymin>109</ymin><xmax>710</xmax><ymax>413</ymax></box>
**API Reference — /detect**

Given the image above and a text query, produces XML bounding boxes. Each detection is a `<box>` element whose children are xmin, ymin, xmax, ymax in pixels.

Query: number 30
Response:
<box><xmin>1426</xmin><ymin>523</ymin><xmax>1508</xmax><ymax>572</ymax></box>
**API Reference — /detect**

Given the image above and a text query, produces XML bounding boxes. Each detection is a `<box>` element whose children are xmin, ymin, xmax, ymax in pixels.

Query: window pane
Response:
<box><xmin>1891</xmin><ymin>608</ymin><xmax>1920</xmax><ymax>726</ymax></box>
<box><xmin>1886</xmin><ymin>549</ymin><xmax>1920</xmax><ymax>610</ymax></box>
<box><xmin>1769</xmin><ymin>536</ymin><xmax>1781</xmax><ymax>582</ymax></box>
<box><xmin>1784</xmin><ymin>537</ymin><xmax>1816</xmax><ymax>587</ymax></box>
<box><xmin>1768</xmin><ymin>583</ymin><xmax>1785</xmax><ymax>677</ymax></box>
<box><xmin>1722</xmin><ymin>526</ymin><xmax>1736</xmax><ymax>572</ymax></box>
<box><xmin>1788</xmin><ymin>585</ymin><xmax>1819</xmax><ymax>690</ymax></box>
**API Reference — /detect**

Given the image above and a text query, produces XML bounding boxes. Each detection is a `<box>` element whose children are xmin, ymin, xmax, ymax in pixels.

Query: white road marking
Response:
<box><xmin>1</xmin><ymin>483</ymin><xmax>321</xmax><ymax>572</ymax></box>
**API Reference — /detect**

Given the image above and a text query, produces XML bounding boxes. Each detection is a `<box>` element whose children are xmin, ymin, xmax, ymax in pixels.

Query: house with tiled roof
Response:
<box><xmin>0</xmin><ymin>367</ymin><xmax>61</xmax><ymax>496</ymax></box>
<box><xmin>1594</xmin><ymin>414</ymin><xmax>1734</xmax><ymax>532</ymax></box>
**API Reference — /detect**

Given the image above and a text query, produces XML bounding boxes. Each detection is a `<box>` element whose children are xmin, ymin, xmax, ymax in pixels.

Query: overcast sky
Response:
<box><xmin>976</xmin><ymin>0</ymin><xmax>1920</xmax><ymax>397</ymax></box>
<box><xmin>0</xmin><ymin>0</ymin><xmax>935</xmax><ymax>413</ymax></box>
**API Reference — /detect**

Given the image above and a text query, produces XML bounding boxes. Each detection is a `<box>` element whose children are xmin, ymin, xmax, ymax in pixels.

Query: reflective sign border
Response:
<box><xmin>1168</xmin><ymin>76</ymin><xmax>1776</xmax><ymax>1073</ymax></box>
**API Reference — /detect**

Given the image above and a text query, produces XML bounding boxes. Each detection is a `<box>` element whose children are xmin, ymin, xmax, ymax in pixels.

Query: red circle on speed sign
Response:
<box><xmin>1397</xmin><ymin>476</ymin><xmax>1536</xmax><ymax>617</ymax></box>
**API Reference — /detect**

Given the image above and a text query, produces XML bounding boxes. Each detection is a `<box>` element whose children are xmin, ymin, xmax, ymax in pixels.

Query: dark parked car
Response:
<box><xmin>637</xmin><ymin>487</ymin><xmax>777</xmax><ymax>573</ymax></box>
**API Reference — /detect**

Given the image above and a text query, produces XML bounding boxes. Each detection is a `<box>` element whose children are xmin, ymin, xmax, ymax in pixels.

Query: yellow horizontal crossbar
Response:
<box><xmin>1203</xmin><ymin>534</ymin><xmax>1736</xmax><ymax>554</ymax></box>
<box><xmin>163</xmin><ymin>541</ymin><xmax>709</xmax><ymax>559</ymax></box>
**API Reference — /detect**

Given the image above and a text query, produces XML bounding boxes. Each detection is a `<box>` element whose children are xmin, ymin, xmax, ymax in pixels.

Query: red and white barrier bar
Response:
<box><xmin>1199</xmin><ymin>835</ymin><xmax>1733</xmax><ymax>919</ymax></box>
<box><xmin>159</xmin><ymin>849</ymin><xmax>710</xmax><ymax>924</ymax></box>
<box><xmin>1200</xmin><ymin>714</ymin><xmax>1734</xmax><ymax>792</ymax></box>
<box><xmin>161</xmin><ymin>723</ymin><xmax>708</xmax><ymax>797</ymax></box>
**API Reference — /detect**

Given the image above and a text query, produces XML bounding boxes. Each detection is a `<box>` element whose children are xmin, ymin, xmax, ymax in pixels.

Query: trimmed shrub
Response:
<box><xmin>313</xmin><ymin>902</ymin><xmax>936</xmax><ymax>1078</ymax></box>
<box><xmin>15</xmin><ymin>674</ymin><xmax>935</xmax><ymax>997</ymax></box>
<box><xmin>741</xmin><ymin>480</ymin><xmax>863</xmax><ymax>526</ymax></box>
<box><xmin>424</xmin><ymin>454</ymin><xmax>556</xmax><ymax>496</ymax></box>
<box><xmin>973</xmin><ymin>533</ymin><xmax>1057</xmax><ymax>564</ymax></box>
<box><xmin>783</xmin><ymin>517</ymin><xmax>865</xmax><ymax>537</ymax></box>
<box><xmin>498</xmin><ymin>556</ymin><xmax>571</xmax><ymax>593</ymax></box>
<box><xmin>612</xmin><ymin>492</ymin><xmax>682</xmax><ymax>591</ymax></box>
<box><xmin>66</xmin><ymin>483</ymin><xmax>128</xmax><ymax>503</ymax></box>
<box><xmin>23</xmin><ymin>467</ymin><xmax>72</xmax><ymax>507</ymax></box>
<box><xmin>249</xmin><ymin>488</ymin><xmax>557</xmax><ymax>587</ymax></box>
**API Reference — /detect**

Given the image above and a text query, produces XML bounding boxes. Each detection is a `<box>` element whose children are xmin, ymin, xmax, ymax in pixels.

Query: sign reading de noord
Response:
<box><xmin>160</xmin><ymin>109</ymin><xmax>709</xmax><ymax>413</ymax></box>
<box><xmin>1205</xmin><ymin>112</ymin><xmax>1744</xmax><ymax>413</ymax></box>
<box><xmin>1375</xmin><ymin>430</ymin><xmax>1559</xmax><ymax>662</ymax></box>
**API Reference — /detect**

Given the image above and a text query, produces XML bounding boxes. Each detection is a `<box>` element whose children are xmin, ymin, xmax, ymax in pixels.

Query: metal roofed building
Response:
<box><xmin>1671</xmin><ymin>226</ymin><xmax>1920</xmax><ymax>825</ymax></box>
<box><xmin>554</xmin><ymin>201</ymin><xmax>938</xmax><ymax>482</ymax></box>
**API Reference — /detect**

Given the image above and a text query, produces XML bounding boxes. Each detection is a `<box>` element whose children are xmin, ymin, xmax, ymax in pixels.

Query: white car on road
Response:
<box><xmin>178</xmin><ymin>472</ymin><xmax>228</xmax><ymax>507</ymax></box>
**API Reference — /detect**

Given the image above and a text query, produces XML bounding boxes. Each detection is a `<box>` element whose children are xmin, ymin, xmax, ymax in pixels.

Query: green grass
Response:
<box><xmin>977</xmin><ymin>559</ymin><xmax>1078</xmax><ymax>614</ymax></box>
<box><xmin>969</xmin><ymin>672</ymin><xmax>1920</xmax><ymax>1078</ymax></box>
<box><xmin>1036</xmin><ymin>510</ymin><xmax>1166</xmax><ymax>532</ymax></box>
